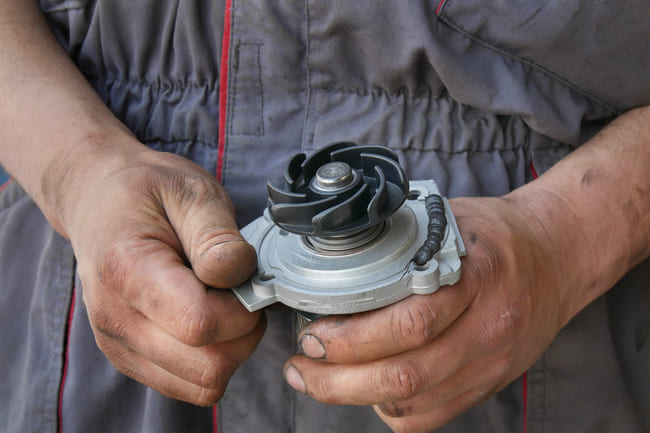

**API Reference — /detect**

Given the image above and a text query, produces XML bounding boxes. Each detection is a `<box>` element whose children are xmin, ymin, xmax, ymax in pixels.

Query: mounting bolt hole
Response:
<box><xmin>258</xmin><ymin>273</ymin><xmax>275</xmax><ymax>282</ymax></box>
<box><xmin>414</xmin><ymin>265</ymin><xmax>429</xmax><ymax>272</ymax></box>
<box><xmin>407</xmin><ymin>190</ymin><xmax>421</xmax><ymax>200</ymax></box>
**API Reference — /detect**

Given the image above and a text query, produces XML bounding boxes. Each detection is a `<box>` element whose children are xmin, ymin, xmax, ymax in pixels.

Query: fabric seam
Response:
<box><xmin>307</xmin><ymin>86</ymin><xmax>444</xmax><ymax>100</ymax></box>
<box><xmin>85</xmin><ymin>70</ymin><xmax>219</xmax><ymax>93</ymax></box>
<box><xmin>45</xmin><ymin>239</ymin><xmax>75</xmax><ymax>432</ymax></box>
<box><xmin>141</xmin><ymin>138</ymin><xmax>217</xmax><ymax>147</ymax></box>
<box><xmin>217</xmin><ymin>0</ymin><xmax>234</xmax><ymax>182</ymax></box>
<box><xmin>228</xmin><ymin>41</ymin><xmax>266</xmax><ymax>137</ymax></box>
<box><xmin>0</xmin><ymin>177</ymin><xmax>13</xmax><ymax>193</ymax></box>
<box><xmin>300</xmin><ymin>0</ymin><xmax>315</xmax><ymax>149</ymax></box>
<box><xmin>435</xmin><ymin>0</ymin><xmax>448</xmax><ymax>16</ymax></box>
<box><xmin>304</xmin><ymin>141</ymin><xmax>542</xmax><ymax>155</ymax></box>
<box><xmin>57</xmin><ymin>286</ymin><xmax>76</xmax><ymax>433</ymax></box>
<box><xmin>435</xmin><ymin>15</ymin><xmax>618</xmax><ymax>113</ymax></box>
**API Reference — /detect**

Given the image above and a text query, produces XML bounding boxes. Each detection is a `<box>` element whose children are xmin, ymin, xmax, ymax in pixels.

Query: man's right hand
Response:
<box><xmin>0</xmin><ymin>1</ymin><xmax>264</xmax><ymax>405</ymax></box>
<box><xmin>59</xmin><ymin>142</ymin><xmax>265</xmax><ymax>406</ymax></box>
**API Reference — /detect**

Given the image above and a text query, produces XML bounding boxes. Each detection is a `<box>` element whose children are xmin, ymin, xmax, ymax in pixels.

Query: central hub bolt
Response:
<box><xmin>311</xmin><ymin>162</ymin><xmax>354</xmax><ymax>193</ymax></box>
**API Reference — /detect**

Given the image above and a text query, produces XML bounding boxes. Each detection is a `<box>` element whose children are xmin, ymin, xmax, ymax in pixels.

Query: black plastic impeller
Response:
<box><xmin>267</xmin><ymin>142</ymin><xmax>409</xmax><ymax>237</ymax></box>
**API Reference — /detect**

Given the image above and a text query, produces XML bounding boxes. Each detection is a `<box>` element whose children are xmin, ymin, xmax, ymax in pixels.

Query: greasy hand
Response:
<box><xmin>284</xmin><ymin>196</ymin><xmax>568</xmax><ymax>433</ymax></box>
<box><xmin>59</xmin><ymin>142</ymin><xmax>264</xmax><ymax>406</ymax></box>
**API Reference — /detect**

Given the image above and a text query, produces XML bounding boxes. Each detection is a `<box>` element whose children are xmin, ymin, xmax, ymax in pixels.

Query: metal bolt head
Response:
<box><xmin>311</xmin><ymin>162</ymin><xmax>354</xmax><ymax>192</ymax></box>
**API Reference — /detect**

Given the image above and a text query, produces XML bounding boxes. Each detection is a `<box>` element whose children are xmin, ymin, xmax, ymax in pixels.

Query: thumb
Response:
<box><xmin>163</xmin><ymin>175</ymin><xmax>257</xmax><ymax>289</ymax></box>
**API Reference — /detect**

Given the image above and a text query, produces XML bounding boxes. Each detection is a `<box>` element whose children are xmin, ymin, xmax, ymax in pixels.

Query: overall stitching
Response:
<box><xmin>57</xmin><ymin>286</ymin><xmax>76</xmax><ymax>433</ymax></box>
<box><xmin>434</xmin><ymin>12</ymin><xmax>619</xmax><ymax>113</ymax></box>
<box><xmin>221</xmin><ymin>2</ymin><xmax>237</xmax><ymax>184</ymax></box>
<box><xmin>217</xmin><ymin>0</ymin><xmax>234</xmax><ymax>182</ymax></box>
<box><xmin>86</xmin><ymin>69</ymin><xmax>219</xmax><ymax>93</ymax></box>
<box><xmin>229</xmin><ymin>41</ymin><xmax>265</xmax><ymax>137</ymax></box>
<box><xmin>300</xmin><ymin>0</ymin><xmax>316</xmax><ymax>149</ymax></box>
<box><xmin>45</xmin><ymin>238</ymin><xmax>75</xmax><ymax>433</ymax></box>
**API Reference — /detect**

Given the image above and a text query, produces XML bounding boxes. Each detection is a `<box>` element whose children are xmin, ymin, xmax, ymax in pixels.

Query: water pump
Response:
<box><xmin>231</xmin><ymin>143</ymin><xmax>466</xmax><ymax>324</ymax></box>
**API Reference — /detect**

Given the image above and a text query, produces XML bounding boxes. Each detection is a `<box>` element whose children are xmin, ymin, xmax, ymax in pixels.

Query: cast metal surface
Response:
<box><xmin>232</xmin><ymin>143</ymin><xmax>466</xmax><ymax>315</ymax></box>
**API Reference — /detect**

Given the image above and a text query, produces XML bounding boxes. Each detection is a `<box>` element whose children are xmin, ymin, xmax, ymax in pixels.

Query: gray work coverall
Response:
<box><xmin>1</xmin><ymin>1</ymin><xmax>649</xmax><ymax>432</ymax></box>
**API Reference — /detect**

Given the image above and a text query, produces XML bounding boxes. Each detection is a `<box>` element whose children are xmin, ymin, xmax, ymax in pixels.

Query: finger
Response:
<box><xmin>96</xmin><ymin>335</ymin><xmax>232</xmax><ymax>406</ymax></box>
<box><xmin>159</xmin><ymin>171</ymin><xmax>257</xmax><ymax>288</ymax></box>
<box><xmin>285</xmin><ymin>296</ymin><xmax>511</xmax><ymax>406</ymax></box>
<box><xmin>373</xmin><ymin>387</ymin><xmax>491</xmax><ymax>433</ymax></box>
<box><xmin>284</xmin><ymin>339</ymin><xmax>466</xmax><ymax>406</ymax></box>
<box><xmin>94</xmin><ymin>243</ymin><xmax>261</xmax><ymax>346</ymax></box>
<box><xmin>298</xmin><ymin>283</ymin><xmax>476</xmax><ymax>363</ymax></box>
<box><xmin>374</xmin><ymin>353</ymin><xmax>507</xmax><ymax>419</ymax></box>
<box><xmin>92</xmin><ymin>304</ymin><xmax>266</xmax><ymax>389</ymax></box>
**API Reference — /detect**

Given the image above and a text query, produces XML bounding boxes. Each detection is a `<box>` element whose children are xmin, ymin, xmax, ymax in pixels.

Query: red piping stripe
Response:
<box><xmin>435</xmin><ymin>0</ymin><xmax>446</xmax><ymax>15</ymax></box>
<box><xmin>0</xmin><ymin>177</ymin><xmax>12</xmax><ymax>193</ymax></box>
<box><xmin>57</xmin><ymin>287</ymin><xmax>76</xmax><ymax>433</ymax></box>
<box><xmin>212</xmin><ymin>1</ymin><xmax>233</xmax><ymax>429</ymax></box>
<box><xmin>523</xmin><ymin>372</ymin><xmax>528</xmax><ymax>433</ymax></box>
<box><xmin>530</xmin><ymin>161</ymin><xmax>539</xmax><ymax>180</ymax></box>
<box><xmin>217</xmin><ymin>0</ymin><xmax>233</xmax><ymax>182</ymax></box>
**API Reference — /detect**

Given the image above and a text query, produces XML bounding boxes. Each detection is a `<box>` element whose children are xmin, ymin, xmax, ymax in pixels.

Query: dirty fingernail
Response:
<box><xmin>300</xmin><ymin>334</ymin><xmax>326</xmax><ymax>359</ymax></box>
<box><xmin>284</xmin><ymin>364</ymin><xmax>306</xmax><ymax>394</ymax></box>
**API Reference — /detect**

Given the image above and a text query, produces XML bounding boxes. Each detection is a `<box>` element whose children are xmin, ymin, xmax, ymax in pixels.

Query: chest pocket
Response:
<box><xmin>435</xmin><ymin>0</ymin><xmax>650</xmax><ymax>110</ymax></box>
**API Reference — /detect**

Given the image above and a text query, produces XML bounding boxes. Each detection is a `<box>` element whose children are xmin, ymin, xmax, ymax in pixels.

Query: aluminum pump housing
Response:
<box><xmin>232</xmin><ymin>143</ymin><xmax>466</xmax><ymax>316</ymax></box>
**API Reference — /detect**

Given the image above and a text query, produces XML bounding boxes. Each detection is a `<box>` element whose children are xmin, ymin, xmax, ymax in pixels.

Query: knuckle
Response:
<box><xmin>493</xmin><ymin>350</ymin><xmax>516</xmax><ymax>380</ymax></box>
<box><xmin>497</xmin><ymin>307</ymin><xmax>522</xmax><ymax>338</ymax></box>
<box><xmin>383</xmin><ymin>418</ymin><xmax>419</xmax><ymax>433</ymax></box>
<box><xmin>465</xmin><ymin>387</ymin><xmax>491</xmax><ymax>407</ymax></box>
<box><xmin>111</xmin><ymin>350</ymin><xmax>139</xmax><ymax>375</ymax></box>
<box><xmin>88</xmin><ymin>303</ymin><xmax>129</xmax><ymax>343</ymax></box>
<box><xmin>184</xmin><ymin>174</ymin><xmax>214</xmax><ymax>197</ymax></box>
<box><xmin>462</xmin><ymin>231</ymin><xmax>503</xmax><ymax>292</ymax></box>
<box><xmin>485</xmin><ymin>306</ymin><xmax>523</xmax><ymax>346</ymax></box>
<box><xmin>96</xmin><ymin>251</ymin><xmax>131</xmax><ymax>292</ymax></box>
<box><xmin>170</xmin><ymin>173</ymin><xmax>218</xmax><ymax>209</ymax></box>
<box><xmin>393</xmin><ymin>302</ymin><xmax>438</xmax><ymax>348</ymax></box>
<box><xmin>88</xmin><ymin>302</ymin><xmax>112</xmax><ymax>334</ymax></box>
<box><xmin>197</xmin><ymin>358</ymin><xmax>229</xmax><ymax>390</ymax></box>
<box><xmin>379</xmin><ymin>359</ymin><xmax>425</xmax><ymax>401</ymax></box>
<box><xmin>377</xmin><ymin>401</ymin><xmax>413</xmax><ymax>418</ymax></box>
<box><xmin>315</xmin><ymin>370</ymin><xmax>342</xmax><ymax>404</ymax></box>
<box><xmin>193</xmin><ymin>385</ymin><xmax>226</xmax><ymax>407</ymax></box>
<box><xmin>190</xmin><ymin>235</ymin><xmax>246</xmax><ymax>288</ymax></box>
<box><xmin>93</xmin><ymin>331</ymin><xmax>117</xmax><ymax>357</ymax></box>
<box><xmin>192</xmin><ymin>234</ymin><xmax>254</xmax><ymax>287</ymax></box>
<box><xmin>178</xmin><ymin>305</ymin><xmax>217</xmax><ymax>346</ymax></box>
<box><xmin>97</xmin><ymin>339</ymin><xmax>139</xmax><ymax>379</ymax></box>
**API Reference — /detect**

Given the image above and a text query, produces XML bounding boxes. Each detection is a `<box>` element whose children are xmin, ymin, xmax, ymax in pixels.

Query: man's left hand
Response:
<box><xmin>283</xmin><ymin>195</ymin><xmax>570</xmax><ymax>433</ymax></box>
